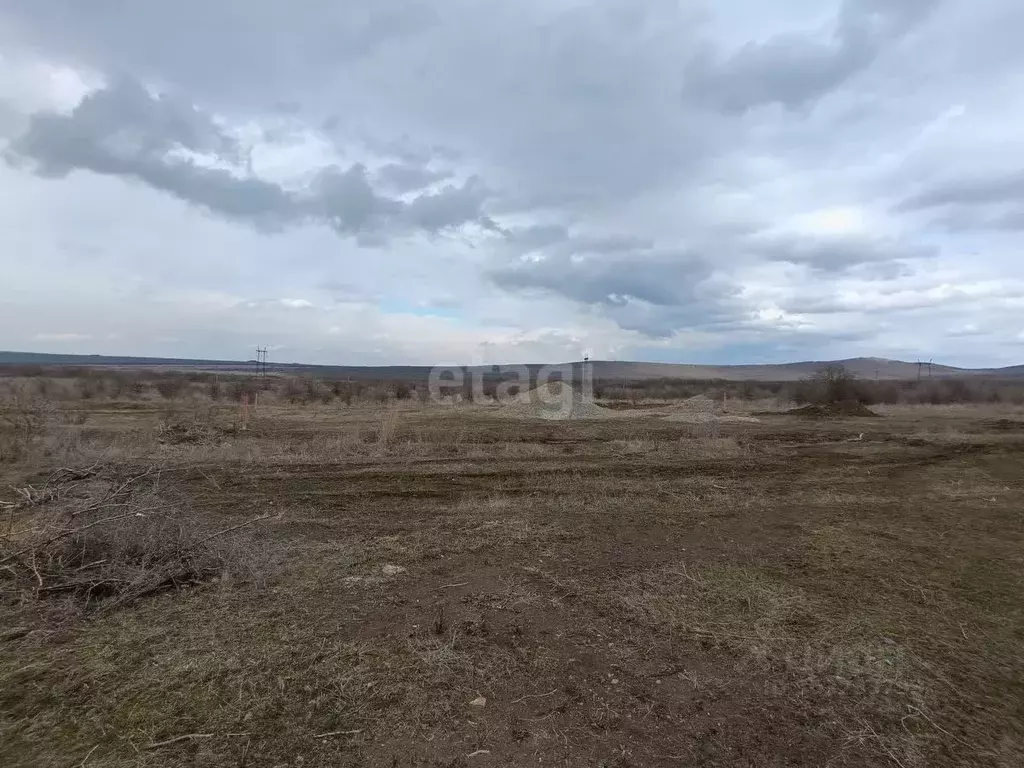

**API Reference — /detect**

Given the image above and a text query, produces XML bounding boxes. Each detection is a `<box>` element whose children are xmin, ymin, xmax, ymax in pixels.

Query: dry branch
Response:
<box><xmin>193</xmin><ymin>513</ymin><xmax>276</xmax><ymax>546</ymax></box>
<box><xmin>313</xmin><ymin>729</ymin><xmax>363</xmax><ymax>738</ymax></box>
<box><xmin>145</xmin><ymin>733</ymin><xmax>214</xmax><ymax>749</ymax></box>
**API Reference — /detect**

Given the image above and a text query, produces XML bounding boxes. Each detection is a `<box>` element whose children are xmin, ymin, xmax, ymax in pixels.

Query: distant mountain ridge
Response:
<box><xmin>1</xmin><ymin>350</ymin><xmax>1021</xmax><ymax>381</ymax></box>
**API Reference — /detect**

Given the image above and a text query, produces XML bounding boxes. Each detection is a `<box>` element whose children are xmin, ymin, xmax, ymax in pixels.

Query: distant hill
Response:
<box><xmin>1</xmin><ymin>351</ymin><xmax>1021</xmax><ymax>381</ymax></box>
<box><xmin>588</xmin><ymin>358</ymin><xmax>990</xmax><ymax>381</ymax></box>
<box><xmin>0</xmin><ymin>351</ymin><xmax>246</xmax><ymax>368</ymax></box>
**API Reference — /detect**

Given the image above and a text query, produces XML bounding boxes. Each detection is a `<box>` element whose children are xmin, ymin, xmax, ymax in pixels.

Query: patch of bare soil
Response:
<box><xmin>2</xmin><ymin>399</ymin><xmax>1022</xmax><ymax>768</ymax></box>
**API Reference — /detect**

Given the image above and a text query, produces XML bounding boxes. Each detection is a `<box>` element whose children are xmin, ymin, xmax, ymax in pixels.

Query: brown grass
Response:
<box><xmin>0</xmin><ymin>380</ymin><xmax>1022</xmax><ymax>766</ymax></box>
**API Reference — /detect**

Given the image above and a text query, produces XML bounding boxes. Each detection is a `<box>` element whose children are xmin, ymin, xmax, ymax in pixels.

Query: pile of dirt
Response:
<box><xmin>502</xmin><ymin>381</ymin><xmax>616</xmax><ymax>421</ymax></box>
<box><xmin>674</xmin><ymin>394</ymin><xmax>718</xmax><ymax>412</ymax></box>
<box><xmin>660</xmin><ymin>394</ymin><xmax>760</xmax><ymax>423</ymax></box>
<box><xmin>786</xmin><ymin>402</ymin><xmax>880</xmax><ymax>419</ymax></box>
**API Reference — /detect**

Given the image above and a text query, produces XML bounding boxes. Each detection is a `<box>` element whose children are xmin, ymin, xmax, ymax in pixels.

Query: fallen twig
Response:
<box><xmin>0</xmin><ymin>510</ymin><xmax>142</xmax><ymax>566</ymax></box>
<box><xmin>511</xmin><ymin>688</ymin><xmax>558</xmax><ymax>704</ymax></box>
<box><xmin>907</xmin><ymin>705</ymin><xmax>975</xmax><ymax>749</ymax></box>
<box><xmin>862</xmin><ymin>721</ymin><xmax>906</xmax><ymax>768</ymax></box>
<box><xmin>313</xmin><ymin>729</ymin><xmax>363</xmax><ymax>738</ymax></box>
<box><xmin>69</xmin><ymin>467</ymin><xmax>162</xmax><ymax>518</ymax></box>
<box><xmin>194</xmin><ymin>513</ymin><xmax>276</xmax><ymax>546</ymax></box>
<box><xmin>145</xmin><ymin>733</ymin><xmax>214</xmax><ymax>749</ymax></box>
<box><xmin>76</xmin><ymin>744</ymin><xmax>100</xmax><ymax>767</ymax></box>
<box><xmin>145</xmin><ymin>732</ymin><xmax>249</xmax><ymax>750</ymax></box>
<box><xmin>196</xmin><ymin>467</ymin><xmax>221</xmax><ymax>490</ymax></box>
<box><xmin>37</xmin><ymin>578</ymin><xmax>130</xmax><ymax>595</ymax></box>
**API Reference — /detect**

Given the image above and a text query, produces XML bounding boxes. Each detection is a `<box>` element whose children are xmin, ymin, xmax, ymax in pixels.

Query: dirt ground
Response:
<box><xmin>2</xmin><ymin>397</ymin><xmax>1023</xmax><ymax>767</ymax></box>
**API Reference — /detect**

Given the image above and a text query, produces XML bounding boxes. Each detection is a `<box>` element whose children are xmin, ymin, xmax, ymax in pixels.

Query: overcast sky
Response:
<box><xmin>1</xmin><ymin>0</ymin><xmax>1022</xmax><ymax>366</ymax></box>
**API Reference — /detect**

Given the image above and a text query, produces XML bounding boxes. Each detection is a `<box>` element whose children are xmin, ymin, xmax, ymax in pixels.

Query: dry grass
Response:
<box><xmin>0</xmin><ymin>384</ymin><xmax>1022</xmax><ymax>766</ymax></box>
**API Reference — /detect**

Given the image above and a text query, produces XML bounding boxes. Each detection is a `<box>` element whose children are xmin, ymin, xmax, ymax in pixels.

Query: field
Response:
<box><xmin>1</xmin><ymin>378</ymin><xmax>1023</xmax><ymax>767</ymax></box>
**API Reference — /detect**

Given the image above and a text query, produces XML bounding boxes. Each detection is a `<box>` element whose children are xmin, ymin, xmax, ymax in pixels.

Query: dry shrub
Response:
<box><xmin>154</xmin><ymin>376</ymin><xmax>187</xmax><ymax>400</ymax></box>
<box><xmin>377</xmin><ymin>407</ymin><xmax>400</xmax><ymax>449</ymax></box>
<box><xmin>0</xmin><ymin>394</ymin><xmax>54</xmax><ymax>464</ymax></box>
<box><xmin>157</xmin><ymin>418</ymin><xmax>218</xmax><ymax>445</ymax></box>
<box><xmin>1</xmin><ymin>469</ymin><xmax>271</xmax><ymax>616</ymax></box>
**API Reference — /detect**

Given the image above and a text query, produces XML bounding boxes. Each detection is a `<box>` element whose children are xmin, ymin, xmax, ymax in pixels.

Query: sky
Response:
<box><xmin>1</xmin><ymin>0</ymin><xmax>1023</xmax><ymax>367</ymax></box>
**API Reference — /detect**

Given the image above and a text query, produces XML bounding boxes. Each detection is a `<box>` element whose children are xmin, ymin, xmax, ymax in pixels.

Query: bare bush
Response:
<box><xmin>281</xmin><ymin>377</ymin><xmax>305</xmax><ymax>404</ymax></box>
<box><xmin>74</xmin><ymin>377</ymin><xmax>102</xmax><ymax>400</ymax></box>
<box><xmin>0</xmin><ymin>392</ymin><xmax>53</xmax><ymax>463</ymax></box>
<box><xmin>377</xmin><ymin>408</ymin><xmax>400</xmax><ymax>449</ymax></box>
<box><xmin>154</xmin><ymin>376</ymin><xmax>187</xmax><ymax>400</ymax></box>
<box><xmin>797</xmin><ymin>364</ymin><xmax>866</xmax><ymax>406</ymax></box>
<box><xmin>0</xmin><ymin>468</ymin><xmax>273</xmax><ymax>614</ymax></box>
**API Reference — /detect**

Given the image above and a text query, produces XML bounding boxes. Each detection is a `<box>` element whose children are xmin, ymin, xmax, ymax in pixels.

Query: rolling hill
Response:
<box><xmin>1</xmin><ymin>351</ymin><xmax>1021</xmax><ymax>381</ymax></box>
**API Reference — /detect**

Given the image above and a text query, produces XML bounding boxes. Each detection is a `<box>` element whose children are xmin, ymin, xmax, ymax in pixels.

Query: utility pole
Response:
<box><xmin>255</xmin><ymin>347</ymin><xmax>269</xmax><ymax>381</ymax></box>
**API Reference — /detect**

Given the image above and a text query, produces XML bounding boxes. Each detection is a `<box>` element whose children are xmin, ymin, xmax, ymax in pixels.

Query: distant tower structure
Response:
<box><xmin>255</xmin><ymin>347</ymin><xmax>269</xmax><ymax>380</ymax></box>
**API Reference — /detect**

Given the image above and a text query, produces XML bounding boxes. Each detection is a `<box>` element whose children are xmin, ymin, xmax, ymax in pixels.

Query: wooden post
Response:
<box><xmin>241</xmin><ymin>393</ymin><xmax>249</xmax><ymax>431</ymax></box>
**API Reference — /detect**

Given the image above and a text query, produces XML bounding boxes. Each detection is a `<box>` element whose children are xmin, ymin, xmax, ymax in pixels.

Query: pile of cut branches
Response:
<box><xmin>1</xmin><ymin>465</ymin><xmax>272</xmax><ymax>614</ymax></box>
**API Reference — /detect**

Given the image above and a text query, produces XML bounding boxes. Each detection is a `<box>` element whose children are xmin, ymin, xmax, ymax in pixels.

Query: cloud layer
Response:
<box><xmin>1</xmin><ymin>0</ymin><xmax>1023</xmax><ymax>366</ymax></box>
<box><xmin>5</xmin><ymin>78</ymin><xmax>495</xmax><ymax>239</ymax></box>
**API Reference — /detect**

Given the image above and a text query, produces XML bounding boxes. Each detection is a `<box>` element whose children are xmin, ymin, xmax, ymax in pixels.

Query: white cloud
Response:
<box><xmin>34</xmin><ymin>333</ymin><xmax>92</xmax><ymax>342</ymax></box>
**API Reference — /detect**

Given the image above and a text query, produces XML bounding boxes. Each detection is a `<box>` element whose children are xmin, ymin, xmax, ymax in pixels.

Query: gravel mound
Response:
<box><xmin>502</xmin><ymin>382</ymin><xmax>617</xmax><ymax>421</ymax></box>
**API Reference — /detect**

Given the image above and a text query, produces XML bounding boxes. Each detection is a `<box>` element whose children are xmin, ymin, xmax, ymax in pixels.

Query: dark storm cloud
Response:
<box><xmin>5</xmin><ymin>79</ymin><xmax>495</xmax><ymax>238</ymax></box>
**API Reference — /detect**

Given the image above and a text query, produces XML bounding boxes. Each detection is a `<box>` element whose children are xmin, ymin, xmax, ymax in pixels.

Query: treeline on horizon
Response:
<box><xmin>1</xmin><ymin>364</ymin><xmax>1024</xmax><ymax>407</ymax></box>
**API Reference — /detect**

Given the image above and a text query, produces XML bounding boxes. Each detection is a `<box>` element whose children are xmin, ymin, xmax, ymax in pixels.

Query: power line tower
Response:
<box><xmin>255</xmin><ymin>347</ymin><xmax>268</xmax><ymax>380</ymax></box>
